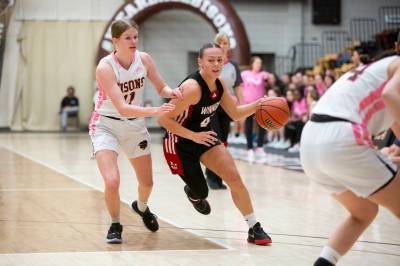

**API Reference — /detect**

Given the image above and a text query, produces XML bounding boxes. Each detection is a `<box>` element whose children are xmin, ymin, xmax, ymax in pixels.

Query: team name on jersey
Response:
<box><xmin>118</xmin><ymin>77</ymin><xmax>145</xmax><ymax>93</ymax></box>
<box><xmin>201</xmin><ymin>102</ymin><xmax>220</xmax><ymax>115</ymax></box>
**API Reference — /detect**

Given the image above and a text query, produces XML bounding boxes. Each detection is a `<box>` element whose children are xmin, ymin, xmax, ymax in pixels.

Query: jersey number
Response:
<box><xmin>200</xmin><ymin>116</ymin><xmax>211</xmax><ymax>127</ymax></box>
<box><xmin>124</xmin><ymin>92</ymin><xmax>136</xmax><ymax>104</ymax></box>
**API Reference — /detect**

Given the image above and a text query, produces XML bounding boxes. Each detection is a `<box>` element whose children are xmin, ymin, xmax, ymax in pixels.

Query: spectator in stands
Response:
<box><xmin>241</xmin><ymin>56</ymin><xmax>268</xmax><ymax>162</ymax></box>
<box><xmin>285</xmin><ymin>86</ymin><xmax>307</xmax><ymax>153</ymax></box>
<box><xmin>324</xmin><ymin>75</ymin><xmax>335</xmax><ymax>90</ymax></box>
<box><xmin>60</xmin><ymin>86</ymin><xmax>79</xmax><ymax>131</ymax></box>
<box><xmin>306</xmin><ymin>86</ymin><xmax>320</xmax><ymax>115</ymax></box>
<box><xmin>277</xmin><ymin>88</ymin><xmax>295</xmax><ymax>150</ymax></box>
<box><xmin>266</xmin><ymin>72</ymin><xmax>285</xmax><ymax>95</ymax></box>
<box><xmin>314</xmin><ymin>74</ymin><xmax>326</xmax><ymax>96</ymax></box>
<box><xmin>281</xmin><ymin>73</ymin><xmax>291</xmax><ymax>90</ymax></box>
<box><xmin>351</xmin><ymin>49</ymin><xmax>363</xmax><ymax>68</ymax></box>
<box><xmin>291</xmin><ymin>72</ymin><xmax>304</xmax><ymax>86</ymax></box>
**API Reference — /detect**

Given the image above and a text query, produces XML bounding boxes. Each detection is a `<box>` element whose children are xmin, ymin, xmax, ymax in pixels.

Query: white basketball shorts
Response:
<box><xmin>300</xmin><ymin>121</ymin><xmax>397</xmax><ymax>197</ymax></box>
<box><xmin>89</xmin><ymin>115</ymin><xmax>151</xmax><ymax>159</ymax></box>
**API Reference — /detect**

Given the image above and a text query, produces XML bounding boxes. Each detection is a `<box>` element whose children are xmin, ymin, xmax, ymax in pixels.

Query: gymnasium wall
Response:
<box><xmin>0</xmin><ymin>0</ymin><xmax>398</xmax><ymax>129</ymax></box>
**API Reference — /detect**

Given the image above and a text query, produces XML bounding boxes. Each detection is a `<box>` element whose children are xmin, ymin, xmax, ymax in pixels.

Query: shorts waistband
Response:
<box><xmin>102</xmin><ymin>115</ymin><xmax>137</xmax><ymax>121</ymax></box>
<box><xmin>310</xmin><ymin>114</ymin><xmax>352</xmax><ymax>123</ymax></box>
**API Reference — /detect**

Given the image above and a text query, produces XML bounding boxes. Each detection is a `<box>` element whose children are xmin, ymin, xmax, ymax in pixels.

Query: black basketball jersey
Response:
<box><xmin>171</xmin><ymin>70</ymin><xmax>224</xmax><ymax>139</ymax></box>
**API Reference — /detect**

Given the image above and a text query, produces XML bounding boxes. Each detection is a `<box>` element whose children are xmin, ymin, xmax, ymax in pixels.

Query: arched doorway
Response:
<box><xmin>96</xmin><ymin>0</ymin><xmax>250</xmax><ymax>65</ymax></box>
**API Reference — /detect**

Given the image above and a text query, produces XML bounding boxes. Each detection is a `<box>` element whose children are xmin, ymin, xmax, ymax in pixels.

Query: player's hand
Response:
<box><xmin>156</xmin><ymin>103</ymin><xmax>175</xmax><ymax>116</ymax></box>
<box><xmin>192</xmin><ymin>131</ymin><xmax>218</xmax><ymax>147</ymax></box>
<box><xmin>381</xmin><ymin>144</ymin><xmax>400</xmax><ymax>163</ymax></box>
<box><xmin>171</xmin><ymin>86</ymin><xmax>183</xmax><ymax>100</ymax></box>
<box><xmin>257</xmin><ymin>95</ymin><xmax>270</xmax><ymax>107</ymax></box>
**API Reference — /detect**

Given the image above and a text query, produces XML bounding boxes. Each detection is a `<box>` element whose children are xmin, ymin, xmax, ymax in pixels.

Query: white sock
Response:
<box><xmin>138</xmin><ymin>200</ymin><xmax>148</xmax><ymax>212</ymax></box>
<box><xmin>244</xmin><ymin>213</ymin><xmax>257</xmax><ymax>228</ymax></box>
<box><xmin>320</xmin><ymin>246</ymin><xmax>341</xmax><ymax>265</ymax></box>
<box><xmin>111</xmin><ymin>217</ymin><xmax>120</xmax><ymax>224</ymax></box>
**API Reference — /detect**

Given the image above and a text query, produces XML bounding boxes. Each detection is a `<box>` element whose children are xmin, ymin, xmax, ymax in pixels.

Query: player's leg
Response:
<box><xmin>180</xmin><ymin>153</ymin><xmax>211</xmax><ymax>215</ymax></box>
<box><xmin>121</xmin><ymin>129</ymin><xmax>159</xmax><ymax>232</ymax></box>
<box><xmin>96</xmin><ymin>150</ymin><xmax>123</xmax><ymax>243</ymax></box>
<box><xmin>201</xmin><ymin>144</ymin><xmax>271</xmax><ymax>245</ymax></box>
<box><xmin>206</xmin><ymin>108</ymin><xmax>230</xmax><ymax>189</ymax></box>
<box><xmin>205</xmin><ymin>107</ymin><xmax>225</xmax><ymax>189</ymax></box>
<box><xmin>314</xmin><ymin>190</ymin><xmax>378</xmax><ymax>266</ymax></box>
<box><xmin>202</xmin><ymin>144</ymin><xmax>252</xmax><ymax>213</ymax></box>
<box><xmin>129</xmin><ymin>154</ymin><xmax>159</xmax><ymax>231</ymax></box>
<box><xmin>368</xmin><ymin>173</ymin><xmax>400</xmax><ymax>218</ymax></box>
<box><xmin>129</xmin><ymin>154</ymin><xmax>153</xmax><ymax>205</ymax></box>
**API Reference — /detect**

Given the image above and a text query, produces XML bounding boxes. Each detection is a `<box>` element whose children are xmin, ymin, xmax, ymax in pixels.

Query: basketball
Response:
<box><xmin>255</xmin><ymin>97</ymin><xmax>290</xmax><ymax>130</ymax></box>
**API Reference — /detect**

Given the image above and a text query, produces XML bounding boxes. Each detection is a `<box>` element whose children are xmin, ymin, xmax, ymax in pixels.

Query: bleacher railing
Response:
<box><xmin>350</xmin><ymin>18</ymin><xmax>379</xmax><ymax>42</ymax></box>
<box><xmin>322</xmin><ymin>30</ymin><xmax>352</xmax><ymax>55</ymax></box>
<box><xmin>379</xmin><ymin>6</ymin><xmax>400</xmax><ymax>31</ymax></box>
<box><xmin>274</xmin><ymin>43</ymin><xmax>321</xmax><ymax>76</ymax></box>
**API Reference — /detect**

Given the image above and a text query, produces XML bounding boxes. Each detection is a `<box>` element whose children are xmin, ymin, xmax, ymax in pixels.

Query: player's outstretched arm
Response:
<box><xmin>96</xmin><ymin>62</ymin><xmax>174</xmax><ymax>117</ymax></box>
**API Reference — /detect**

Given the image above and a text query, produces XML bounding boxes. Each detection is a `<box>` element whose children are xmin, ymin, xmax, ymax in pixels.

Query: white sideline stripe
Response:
<box><xmin>0</xmin><ymin>188</ymin><xmax>94</xmax><ymax>192</ymax></box>
<box><xmin>0</xmin><ymin>144</ymin><xmax>232</xmax><ymax>251</ymax></box>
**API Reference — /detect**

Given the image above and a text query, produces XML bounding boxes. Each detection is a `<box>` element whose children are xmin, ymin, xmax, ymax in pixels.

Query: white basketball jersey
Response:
<box><xmin>313</xmin><ymin>55</ymin><xmax>398</xmax><ymax>136</ymax></box>
<box><xmin>94</xmin><ymin>50</ymin><xmax>147</xmax><ymax>118</ymax></box>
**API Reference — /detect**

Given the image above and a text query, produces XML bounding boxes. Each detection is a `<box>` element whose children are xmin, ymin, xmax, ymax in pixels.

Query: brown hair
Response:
<box><xmin>198</xmin><ymin>43</ymin><xmax>221</xmax><ymax>58</ymax></box>
<box><xmin>249</xmin><ymin>56</ymin><xmax>262</xmax><ymax>66</ymax></box>
<box><xmin>111</xmin><ymin>19</ymin><xmax>139</xmax><ymax>38</ymax></box>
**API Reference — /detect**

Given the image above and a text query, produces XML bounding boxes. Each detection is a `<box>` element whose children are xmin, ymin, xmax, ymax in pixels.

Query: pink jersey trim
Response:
<box><xmin>352</xmin><ymin>80</ymin><xmax>388</xmax><ymax>146</ymax></box>
<box><xmin>358</xmin><ymin>80</ymin><xmax>387</xmax><ymax>114</ymax></box>
<box><xmin>88</xmin><ymin>81</ymin><xmax>106</xmax><ymax>136</ymax></box>
<box><xmin>111</xmin><ymin>51</ymin><xmax>136</xmax><ymax>70</ymax></box>
<box><xmin>352</xmin><ymin>124</ymin><xmax>364</xmax><ymax>145</ymax></box>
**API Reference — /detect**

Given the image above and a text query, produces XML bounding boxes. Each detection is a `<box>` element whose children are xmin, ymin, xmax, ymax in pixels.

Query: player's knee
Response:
<box><xmin>138</xmin><ymin>178</ymin><xmax>153</xmax><ymax>189</ymax></box>
<box><xmin>105</xmin><ymin>177</ymin><xmax>120</xmax><ymax>191</ymax></box>
<box><xmin>352</xmin><ymin>203</ymin><xmax>378</xmax><ymax>224</ymax></box>
<box><xmin>225</xmin><ymin>174</ymin><xmax>244</xmax><ymax>190</ymax></box>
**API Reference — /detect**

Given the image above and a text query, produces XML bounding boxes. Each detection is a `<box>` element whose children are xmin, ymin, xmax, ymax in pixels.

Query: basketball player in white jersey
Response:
<box><xmin>300</xmin><ymin>42</ymin><xmax>400</xmax><ymax>265</ymax></box>
<box><xmin>89</xmin><ymin>19</ymin><xmax>181</xmax><ymax>244</ymax></box>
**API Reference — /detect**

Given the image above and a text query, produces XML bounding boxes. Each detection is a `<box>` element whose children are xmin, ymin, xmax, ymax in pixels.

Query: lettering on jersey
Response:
<box><xmin>201</xmin><ymin>102</ymin><xmax>220</xmax><ymax>115</ymax></box>
<box><xmin>118</xmin><ymin>77</ymin><xmax>145</xmax><ymax>93</ymax></box>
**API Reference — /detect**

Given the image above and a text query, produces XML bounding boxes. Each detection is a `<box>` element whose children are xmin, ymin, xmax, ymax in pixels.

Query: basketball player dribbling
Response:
<box><xmin>159</xmin><ymin>43</ymin><xmax>272</xmax><ymax>245</ymax></box>
<box><xmin>300</xmin><ymin>38</ymin><xmax>400</xmax><ymax>265</ymax></box>
<box><xmin>89</xmin><ymin>19</ymin><xmax>181</xmax><ymax>244</ymax></box>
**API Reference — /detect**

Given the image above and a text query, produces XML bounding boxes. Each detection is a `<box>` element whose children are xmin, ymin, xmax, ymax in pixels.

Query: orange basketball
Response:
<box><xmin>255</xmin><ymin>97</ymin><xmax>290</xmax><ymax>130</ymax></box>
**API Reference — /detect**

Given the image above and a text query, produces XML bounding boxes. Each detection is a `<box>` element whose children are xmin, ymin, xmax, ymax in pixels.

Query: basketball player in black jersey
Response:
<box><xmin>159</xmin><ymin>43</ymin><xmax>271</xmax><ymax>245</ymax></box>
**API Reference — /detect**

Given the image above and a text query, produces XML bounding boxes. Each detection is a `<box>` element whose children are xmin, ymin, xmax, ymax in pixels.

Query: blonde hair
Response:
<box><xmin>214</xmin><ymin>32</ymin><xmax>230</xmax><ymax>46</ymax></box>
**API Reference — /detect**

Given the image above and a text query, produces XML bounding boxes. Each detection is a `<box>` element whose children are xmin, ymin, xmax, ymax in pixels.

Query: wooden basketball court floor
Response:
<box><xmin>0</xmin><ymin>132</ymin><xmax>398</xmax><ymax>266</ymax></box>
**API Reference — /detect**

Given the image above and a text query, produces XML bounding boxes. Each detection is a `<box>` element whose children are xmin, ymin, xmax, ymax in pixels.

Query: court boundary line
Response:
<box><xmin>0</xmin><ymin>144</ymin><xmax>232</xmax><ymax>251</ymax></box>
<box><xmin>2</xmin><ymin>143</ymin><xmax>399</xmax><ymax>252</ymax></box>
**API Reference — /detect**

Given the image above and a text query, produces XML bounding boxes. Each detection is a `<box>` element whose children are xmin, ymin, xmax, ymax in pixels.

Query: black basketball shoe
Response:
<box><xmin>106</xmin><ymin>222</ymin><xmax>123</xmax><ymax>244</ymax></box>
<box><xmin>314</xmin><ymin>258</ymin><xmax>335</xmax><ymax>266</ymax></box>
<box><xmin>184</xmin><ymin>185</ymin><xmax>211</xmax><ymax>215</ymax></box>
<box><xmin>247</xmin><ymin>222</ymin><xmax>272</xmax><ymax>245</ymax></box>
<box><xmin>131</xmin><ymin>200</ymin><xmax>159</xmax><ymax>232</ymax></box>
<box><xmin>205</xmin><ymin>169</ymin><xmax>227</xmax><ymax>190</ymax></box>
